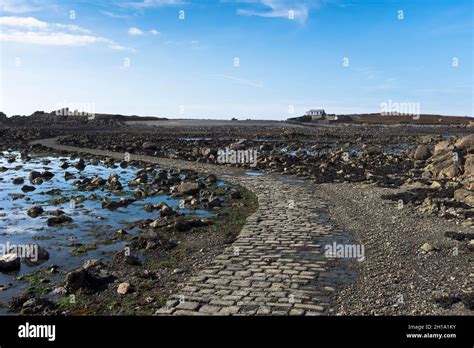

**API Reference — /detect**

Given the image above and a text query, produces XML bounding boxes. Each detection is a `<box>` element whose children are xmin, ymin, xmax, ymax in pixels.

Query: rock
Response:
<box><xmin>230</xmin><ymin>190</ymin><xmax>243</xmax><ymax>199</ymax></box>
<box><xmin>12</xmin><ymin>177</ymin><xmax>24</xmax><ymax>185</ymax></box>
<box><xmin>117</xmin><ymin>282</ymin><xmax>132</xmax><ymax>295</ymax></box>
<box><xmin>430</xmin><ymin>181</ymin><xmax>442</xmax><ymax>189</ymax></box>
<box><xmin>420</xmin><ymin>243</ymin><xmax>434</xmax><ymax>252</ymax></box>
<box><xmin>65</xmin><ymin>260</ymin><xmax>114</xmax><ymax>294</ymax></box>
<box><xmin>174</xmin><ymin>220</ymin><xmax>192</xmax><ymax>232</ymax></box>
<box><xmin>27</xmin><ymin>206</ymin><xmax>44</xmax><ymax>218</ymax></box>
<box><xmin>91</xmin><ymin>177</ymin><xmax>106</xmax><ymax>186</ymax></box>
<box><xmin>142</xmin><ymin>142</ymin><xmax>158</xmax><ymax>151</ymax></box>
<box><xmin>464</xmin><ymin>155</ymin><xmax>474</xmax><ymax>177</ymax></box>
<box><xmin>454</xmin><ymin>134</ymin><xmax>473</xmax><ymax>151</ymax></box>
<box><xmin>0</xmin><ymin>253</ymin><xmax>21</xmax><ymax>272</ymax></box>
<box><xmin>469</xmin><ymin>240</ymin><xmax>474</xmax><ymax>251</ymax></box>
<box><xmin>206</xmin><ymin>174</ymin><xmax>217</xmax><ymax>183</ymax></box>
<box><xmin>468</xmin><ymin>181</ymin><xmax>474</xmax><ymax>191</ymax></box>
<box><xmin>75</xmin><ymin>159</ymin><xmax>86</xmax><ymax>171</ymax></box>
<box><xmin>414</xmin><ymin>145</ymin><xmax>431</xmax><ymax>160</ymax></box>
<box><xmin>21</xmin><ymin>185</ymin><xmax>36</xmax><ymax>193</ymax></box>
<box><xmin>434</xmin><ymin>140</ymin><xmax>453</xmax><ymax>155</ymax></box>
<box><xmin>159</xmin><ymin>204</ymin><xmax>176</xmax><ymax>217</ymax></box>
<box><xmin>42</xmin><ymin>171</ymin><xmax>54</xmax><ymax>180</ymax></box>
<box><xmin>31</xmin><ymin>177</ymin><xmax>44</xmax><ymax>185</ymax></box>
<box><xmin>144</xmin><ymin>204</ymin><xmax>154</xmax><ymax>212</ymax></box>
<box><xmin>21</xmin><ymin>244</ymin><xmax>49</xmax><ymax>266</ymax></box>
<box><xmin>454</xmin><ymin>189</ymin><xmax>474</xmax><ymax>207</ymax></box>
<box><xmin>149</xmin><ymin>219</ymin><xmax>164</xmax><ymax>229</ymax></box>
<box><xmin>444</xmin><ymin>231</ymin><xmax>467</xmax><ymax>241</ymax></box>
<box><xmin>49</xmin><ymin>209</ymin><xmax>65</xmax><ymax>217</ymax></box>
<box><xmin>47</xmin><ymin>215</ymin><xmax>73</xmax><ymax>226</ymax></box>
<box><xmin>177</xmin><ymin>182</ymin><xmax>200</xmax><ymax>195</ymax></box>
<box><xmin>124</xmin><ymin>254</ymin><xmax>142</xmax><ymax>266</ymax></box>
<box><xmin>115</xmin><ymin>229</ymin><xmax>128</xmax><ymax>236</ymax></box>
<box><xmin>28</xmin><ymin>171</ymin><xmax>41</xmax><ymax>181</ymax></box>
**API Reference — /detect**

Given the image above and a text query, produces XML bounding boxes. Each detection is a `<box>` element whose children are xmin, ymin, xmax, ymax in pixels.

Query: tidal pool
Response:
<box><xmin>0</xmin><ymin>151</ymin><xmax>215</xmax><ymax>307</ymax></box>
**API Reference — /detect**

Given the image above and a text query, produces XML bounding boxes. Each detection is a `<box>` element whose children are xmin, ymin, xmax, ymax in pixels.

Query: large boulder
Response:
<box><xmin>454</xmin><ymin>189</ymin><xmax>474</xmax><ymax>207</ymax></box>
<box><xmin>463</xmin><ymin>154</ymin><xmax>473</xmax><ymax>177</ymax></box>
<box><xmin>65</xmin><ymin>259</ymin><xmax>115</xmax><ymax>294</ymax></box>
<box><xmin>0</xmin><ymin>253</ymin><xmax>21</xmax><ymax>272</ymax></box>
<box><xmin>454</xmin><ymin>134</ymin><xmax>473</xmax><ymax>152</ymax></box>
<box><xmin>177</xmin><ymin>182</ymin><xmax>200</xmax><ymax>195</ymax></box>
<box><xmin>434</xmin><ymin>140</ymin><xmax>453</xmax><ymax>155</ymax></box>
<box><xmin>414</xmin><ymin>145</ymin><xmax>431</xmax><ymax>161</ymax></box>
<box><xmin>27</xmin><ymin>206</ymin><xmax>44</xmax><ymax>218</ymax></box>
<box><xmin>47</xmin><ymin>215</ymin><xmax>73</xmax><ymax>226</ymax></box>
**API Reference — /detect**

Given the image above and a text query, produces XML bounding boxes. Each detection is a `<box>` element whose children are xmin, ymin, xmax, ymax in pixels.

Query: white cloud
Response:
<box><xmin>150</xmin><ymin>29</ymin><xmax>160</xmax><ymax>35</ymax></box>
<box><xmin>232</xmin><ymin>0</ymin><xmax>310</xmax><ymax>23</ymax></box>
<box><xmin>0</xmin><ymin>0</ymin><xmax>41</xmax><ymax>14</ymax></box>
<box><xmin>123</xmin><ymin>0</ymin><xmax>185</xmax><ymax>9</ymax></box>
<box><xmin>0</xmin><ymin>31</ymin><xmax>108</xmax><ymax>46</ymax></box>
<box><xmin>0</xmin><ymin>16</ymin><xmax>92</xmax><ymax>34</ymax></box>
<box><xmin>128</xmin><ymin>27</ymin><xmax>144</xmax><ymax>35</ymax></box>
<box><xmin>0</xmin><ymin>16</ymin><xmax>133</xmax><ymax>51</ymax></box>
<box><xmin>101</xmin><ymin>11</ymin><xmax>130</xmax><ymax>19</ymax></box>
<box><xmin>0</xmin><ymin>16</ymin><xmax>48</xmax><ymax>29</ymax></box>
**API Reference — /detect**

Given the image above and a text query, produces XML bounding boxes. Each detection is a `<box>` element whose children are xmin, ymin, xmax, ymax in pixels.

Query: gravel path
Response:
<box><xmin>31</xmin><ymin>137</ymin><xmax>354</xmax><ymax>316</ymax></box>
<box><xmin>317</xmin><ymin>182</ymin><xmax>473</xmax><ymax>315</ymax></box>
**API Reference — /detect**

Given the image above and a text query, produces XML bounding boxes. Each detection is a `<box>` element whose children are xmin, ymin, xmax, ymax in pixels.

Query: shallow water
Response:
<box><xmin>244</xmin><ymin>171</ymin><xmax>265</xmax><ymax>177</ymax></box>
<box><xmin>0</xmin><ymin>151</ymin><xmax>214</xmax><ymax>306</ymax></box>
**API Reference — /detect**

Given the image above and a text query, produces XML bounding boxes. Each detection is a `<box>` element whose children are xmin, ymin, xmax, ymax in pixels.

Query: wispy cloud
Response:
<box><xmin>215</xmin><ymin>74</ymin><xmax>263</xmax><ymax>88</ymax></box>
<box><xmin>0</xmin><ymin>0</ymin><xmax>42</xmax><ymax>14</ymax></box>
<box><xmin>123</xmin><ymin>0</ymin><xmax>186</xmax><ymax>9</ymax></box>
<box><xmin>0</xmin><ymin>16</ymin><xmax>91</xmax><ymax>34</ymax></box>
<box><xmin>0</xmin><ymin>16</ymin><xmax>133</xmax><ymax>51</ymax></box>
<box><xmin>128</xmin><ymin>27</ymin><xmax>144</xmax><ymax>35</ymax></box>
<box><xmin>100</xmin><ymin>11</ymin><xmax>130</xmax><ymax>19</ymax></box>
<box><xmin>229</xmin><ymin>0</ymin><xmax>311</xmax><ymax>23</ymax></box>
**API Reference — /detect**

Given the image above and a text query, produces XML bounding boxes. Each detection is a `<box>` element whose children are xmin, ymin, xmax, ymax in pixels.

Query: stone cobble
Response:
<box><xmin>32</xmin><ymin>137</ymin><xmax>352</xmax><ymax>316</ymax></box>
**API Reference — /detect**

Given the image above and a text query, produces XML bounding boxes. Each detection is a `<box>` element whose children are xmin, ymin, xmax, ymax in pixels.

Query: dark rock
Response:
<box><xmin>42</xmin><ymin>171</ymin><xmax>54</xmax><ymax>180</ymax></box>
<box><xmin>12</xmin><ymin>177</ymin><xmax>24</xmax><ymax>185</ymax></box>
<box><xmin>177</xmin><ymin>182</ymin><xmax>200</xmax><ymax>195</ymax></box>
<box><xmin>174</xmin><ymin>220</ymin><xmax>192</xmax><ymax>232</ymax></box>
<box><xmin>28</xmin><ymin>171</ymin><xmax>42</xmax><ymax>181</ymax></box>
<box><xmin>21</xmin><ymin>244</ymin><xmax>50</xmax><ymax>266</ymax></box>
<box><xmin>142</xmin><ymin>141</ymin><xmax>158</xmax><ymax>151</ymax></box>
<box><xmin>21</xmin><ymin>185</ymin><xmax>36</xmax><ymax>193</ymax></box>
<box><xmin>0</xmin><ymin>253</ymin><xmax>21</xmax><ymax>272</ymax></box>
<box><xmin>47</xmin><ymin>215</ymin><xmax>73</xmax><ymax>226</ymax></box>
<box><xmin>27</xmin><ymin>206</ymin><xmax>44</xmax><ymax>218</ymax></box>
<box><xmin>414</xmin><ymin>145</ymin><xmax>431</xmax><ymax>161</ymax></box>
<box><xmin>65</xmin><ymin>259</ymin><xmax>115</xmax><ymax>294</ymax></box>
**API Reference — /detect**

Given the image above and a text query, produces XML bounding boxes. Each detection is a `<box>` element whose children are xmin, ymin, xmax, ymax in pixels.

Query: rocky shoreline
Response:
<box><xmin>0</xmin><ymin>148</ymin><xmax>257</xmax><ymax>315</ymax></box>
<box><xmin>0</xmin><ymin>120</ymin><xmax>472</xmax><ymax>315</ymax></box>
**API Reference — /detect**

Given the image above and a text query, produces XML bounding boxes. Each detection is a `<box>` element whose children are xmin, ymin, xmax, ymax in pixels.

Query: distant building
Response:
<box><xmin>305</xmin><ymin>109</ymin><xmax>326</xmax><ymax>120</ymax></box>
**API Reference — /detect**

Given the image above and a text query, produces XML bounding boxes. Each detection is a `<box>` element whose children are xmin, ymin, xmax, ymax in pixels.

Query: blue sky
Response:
<box><xmin>0</xmin><ymin>0</ymin><xmax>472</xmax><ymax>119</ymax></box>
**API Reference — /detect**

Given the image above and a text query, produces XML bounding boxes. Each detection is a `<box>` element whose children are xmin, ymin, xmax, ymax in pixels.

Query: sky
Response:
<box><xmin>0</xmin><ymin>0</ymin><xmax>472</xmax><ymax>119</ymax></box>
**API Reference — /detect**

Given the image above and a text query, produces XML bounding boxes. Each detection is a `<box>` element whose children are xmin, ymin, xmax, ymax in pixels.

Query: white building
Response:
<box><xmin>305</xmin><ymin>109</ymin><xmax>326</xmax><ymax>120</ymax></box>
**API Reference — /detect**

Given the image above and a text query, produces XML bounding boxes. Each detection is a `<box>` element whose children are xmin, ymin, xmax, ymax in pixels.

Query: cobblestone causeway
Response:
<box><xmin>32</xmin><ymin>138</ymin><xmax>354</xmax><ymax>316</ymax></box>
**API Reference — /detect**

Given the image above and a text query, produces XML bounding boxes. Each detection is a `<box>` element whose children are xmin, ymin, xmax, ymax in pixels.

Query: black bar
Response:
<box><xmin>0</xmin><ymin>316</ymin><xmax>472</xmax><ymax>346</ymax></box>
